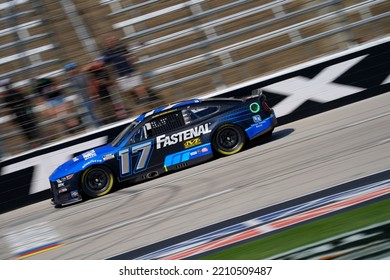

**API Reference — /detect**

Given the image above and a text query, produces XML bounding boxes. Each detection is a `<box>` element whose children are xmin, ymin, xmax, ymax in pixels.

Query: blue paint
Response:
<box><xmin>164</xmin><ymin>143</ymin><xmax>212</xmax><ymax>167</ymax></box>
<box><xmin>172</xmin><ymin>154</ymin><xmax>181</xmax><ymax>165</ymax></box>
<box><xmin>245</xmin><ymin>115</ymin><xmax>275</xmax><ymax>139</ymax></box>
<box><xmin>49</xmin><ymin>144</ymin><xmax>118</xmax><ymax>180</ymax></box>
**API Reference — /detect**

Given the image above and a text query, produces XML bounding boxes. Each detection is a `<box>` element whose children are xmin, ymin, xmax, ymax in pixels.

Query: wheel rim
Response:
<box><xmin>217</xmin><ymin>127</ymin><xmax>240</xmax><ymax>151</ymax></box>
<box><xmin>84</xmin><ymin>168</ymin><xmax>110</xmax><ymax>192</ymax></box>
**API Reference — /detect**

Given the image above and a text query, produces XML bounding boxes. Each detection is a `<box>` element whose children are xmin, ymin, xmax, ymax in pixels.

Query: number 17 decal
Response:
<box><xmin>119</xmin><ymin>141</ymin><xmax>153</xmax><ymax>176</ymax></box>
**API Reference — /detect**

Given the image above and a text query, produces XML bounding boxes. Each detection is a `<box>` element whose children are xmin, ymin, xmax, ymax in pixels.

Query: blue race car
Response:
<box><xmin>49</xmin><ymin>89</ymin><xmax>277</xmax><ymax>207</ymax></box>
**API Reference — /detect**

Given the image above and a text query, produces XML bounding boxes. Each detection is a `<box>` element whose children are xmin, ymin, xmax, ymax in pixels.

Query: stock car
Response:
<box><xmin>49</xmin><ymin>89</ymin><xmax>277</xmax><ymax>207</ymax></box>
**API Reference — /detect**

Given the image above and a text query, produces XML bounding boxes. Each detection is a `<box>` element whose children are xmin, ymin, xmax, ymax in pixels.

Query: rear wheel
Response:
<box><xmin>81</xmin><ymin>165</ymin><xmax>114</xmax><ymax>198</ymax></box>
<box><xmin>213</xmin><ymin>124</ymin><xmax>246</xmax><ymax>156</ymax></box>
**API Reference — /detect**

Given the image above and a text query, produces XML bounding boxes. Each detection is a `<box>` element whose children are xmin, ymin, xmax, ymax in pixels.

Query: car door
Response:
<box><xmin>151</xmin><ymin>108</ymin><xmax>216</xmax><ymax>170</ymax></box>
<box><xmin>116</xmin><ymin>124</ymin><xmax>154</xmax><ymax>180</ymax></box>
<box><xmin>117</xmin><ymin>110</ymin><xmax>190</xmax><ymax>180</ymax></box>
<box><xmin>145</xmin><ymin>110</ymin><xmax>189</xmax><ymax>170</ymax></box>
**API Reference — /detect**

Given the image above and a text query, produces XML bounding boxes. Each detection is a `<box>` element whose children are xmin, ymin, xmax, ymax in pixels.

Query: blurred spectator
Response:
<box><xmin>0</xmin><ymin>140</ymin><xmax>8</xmax><ymax>160</ymax></box>
<box><xmin>0</xmin><ymin>78</ymin><xmax>41</xmax><ymax>147</ymax></box>
<box><xmin>83</xmin><ymin>60</ymin><xmax>118</xmax><ymax>124</ymax></box>
<box><xmin>65</xmin><ymin>62</ymin><xmax>100</xmax><ymax>129</ymax></box>
<box><xmin>34</xmin><ymin>78</ymin><xmax>82</xmax><ymax>137</ymax></box>
<box><xmin>102</xmin><ymin>35</ymin><xmax>149</xmax><ymax>105</ymax></box>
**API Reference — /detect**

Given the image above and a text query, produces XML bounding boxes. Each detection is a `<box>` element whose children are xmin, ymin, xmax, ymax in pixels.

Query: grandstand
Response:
<box><xmin>0</xmin><ymin>0</ymin><xmax>389</xmax><ymax>156</ymax></box>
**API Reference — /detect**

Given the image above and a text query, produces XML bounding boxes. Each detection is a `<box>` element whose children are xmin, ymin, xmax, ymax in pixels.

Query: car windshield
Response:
<box><xmin>111</xmin><ymin>120</ymin><xmax>140</xmax><ymax>147</ymax></box>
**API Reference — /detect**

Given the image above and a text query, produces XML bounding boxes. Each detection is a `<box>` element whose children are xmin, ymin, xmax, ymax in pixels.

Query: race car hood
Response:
<box><xmin>49</xmin><ymin>144</ymin><xmax>118</xmax><ymax>181</ymax></box>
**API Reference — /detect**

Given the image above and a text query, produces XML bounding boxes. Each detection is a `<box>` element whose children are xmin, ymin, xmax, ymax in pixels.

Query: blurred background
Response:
<box><xmin>0</xmin><ymin>0</ymin><xmax>389</xmax><ymax>157</ymax></box>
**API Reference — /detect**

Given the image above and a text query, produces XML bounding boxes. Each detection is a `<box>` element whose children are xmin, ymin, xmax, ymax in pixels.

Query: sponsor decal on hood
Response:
<box><xmin>82</xmin><ymin>149</ymin><xmax>97</xmax><ymax>160</ymax></box>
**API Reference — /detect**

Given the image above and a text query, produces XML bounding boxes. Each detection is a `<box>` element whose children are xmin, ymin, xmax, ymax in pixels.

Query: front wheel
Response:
<box><xmin>81</xmin><ymin>165</ymin><xmax>114</xmax><ymax>198</ymax></box>
<box><xmin>213</xmin><ymin>124</ymin><xmax>246</xmax><ymax>156</ymax></box>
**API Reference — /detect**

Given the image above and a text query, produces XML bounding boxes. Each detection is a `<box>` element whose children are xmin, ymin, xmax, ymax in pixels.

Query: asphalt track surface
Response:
<box><xmin>0</xmin><ymin>93</ymin><xmax>389</xmax><ymax>260</ymax></box>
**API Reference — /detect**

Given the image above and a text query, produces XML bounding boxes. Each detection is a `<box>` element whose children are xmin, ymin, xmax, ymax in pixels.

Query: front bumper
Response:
<box><xmin>50</xmin><ymin>176</ymin><xmax>82</xmax><ymax>206</ymax></box>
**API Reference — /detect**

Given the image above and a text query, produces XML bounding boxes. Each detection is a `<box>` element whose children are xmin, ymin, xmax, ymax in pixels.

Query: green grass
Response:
<box><xmin>199</xmin><ymin>198</ymin><xmax>390</xmax><ymax>260</ymax></box>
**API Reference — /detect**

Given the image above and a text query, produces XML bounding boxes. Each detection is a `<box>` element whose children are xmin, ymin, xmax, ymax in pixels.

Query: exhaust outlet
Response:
<box><xmin>146</xmin><ymin>171</ymin><xmax>159</xmax><ymax>178</ymax></box>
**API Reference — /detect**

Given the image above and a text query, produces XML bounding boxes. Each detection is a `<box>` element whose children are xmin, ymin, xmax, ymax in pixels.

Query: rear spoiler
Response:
<box><xmin>251</xmin><ymin>88</ymin><xmax>263</xmax><ymax>97</ymax></box>
<box><xmin>242</xmin><ymin>88</ymin><xmax>265</xmax><ymax>101</ymax></box>
<box><xmin>209</xmin><ymin>89</ymin><xmax>265</xmax><ymax>102</ymax></box>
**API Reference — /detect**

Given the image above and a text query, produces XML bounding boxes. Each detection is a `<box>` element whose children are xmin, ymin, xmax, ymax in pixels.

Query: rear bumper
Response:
<box><xmin>245</xmin><ymin>114</ymin><xmax>277</xmax><ymax>139</ymax></box>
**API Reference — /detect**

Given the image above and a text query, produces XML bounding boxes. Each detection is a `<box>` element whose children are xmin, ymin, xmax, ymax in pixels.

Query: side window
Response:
<box><xmin>182</xmin><ymin>109</ymin><xmax>197</xmax><ymax>124</ymax></box>
<box><xmin>150</xmin><ymin>111</ymin><xmax>185</xmax><ymax>136</ymax></box>
<box><xmin>128</xmin><ymin>124</ymin><xmax>150</xmax><ymax>145</ymax></box>
<box><xmin>128</xmin><ymin>111</ymin><xmax>185</xmax><ymax>145</ymax></box>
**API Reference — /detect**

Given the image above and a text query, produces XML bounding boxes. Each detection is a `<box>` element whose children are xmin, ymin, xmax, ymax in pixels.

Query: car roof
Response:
<box><xmin>135</xmin><ymin>97</ymin><xmax>245</xmax><ymax>122</ymax></box>
<box><xmin>135</xmin><ymin>98</ymin><xmax>202</xmax><ymax>122</ymax></box>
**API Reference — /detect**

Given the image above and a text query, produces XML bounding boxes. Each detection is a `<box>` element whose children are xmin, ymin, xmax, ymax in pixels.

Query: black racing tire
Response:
<box><xmin>213</xmin><ymin>124</ymin><xmax>246</xmax><ymax>156</ymax></box>
<box><xmin>81</xmin><ymin>165</ymin><xmax>114</xmax><ymax>198</ymax></box>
